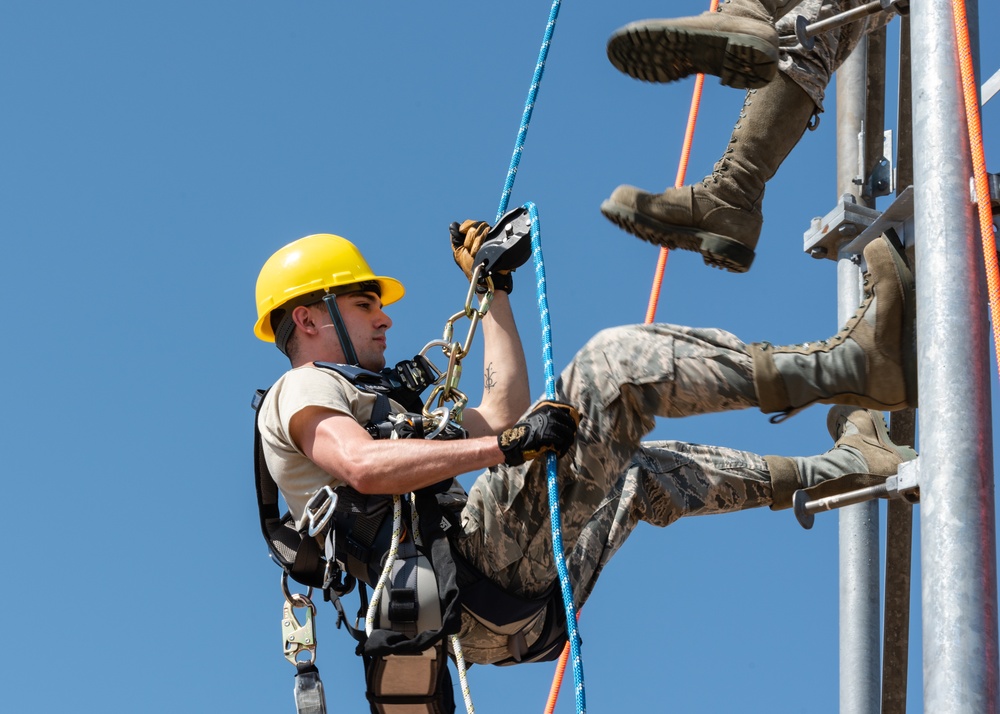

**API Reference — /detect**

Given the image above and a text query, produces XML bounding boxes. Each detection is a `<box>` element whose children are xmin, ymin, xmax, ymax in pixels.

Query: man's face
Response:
<box><xmin>315</xmin><ymin>291</ymin><xmax>392</xmax><ymax>371</ymax></box>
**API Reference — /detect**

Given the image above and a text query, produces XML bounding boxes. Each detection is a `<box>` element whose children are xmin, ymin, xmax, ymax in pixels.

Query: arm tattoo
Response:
<box><xmin>484</xmin><ymin>362</ymin><xmax>498</xmax><ymax>393</ymax></box>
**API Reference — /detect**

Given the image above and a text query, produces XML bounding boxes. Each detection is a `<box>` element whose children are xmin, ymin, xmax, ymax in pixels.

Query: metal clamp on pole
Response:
<box><xmin>792</xmin><ymin>458</ymin><xmax>920</xmax><ymax>530</ymax></box>
<box><xmin>803</xmin><ymin>193</ymin><xmax>883</xmax><ymax>260</ymax></box>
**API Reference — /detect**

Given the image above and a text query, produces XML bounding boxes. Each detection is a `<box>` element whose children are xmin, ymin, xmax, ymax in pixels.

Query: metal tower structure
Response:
<box><xmin>800</xmin><ymin>1</ymin><xmax>998</xmax><ymax>710</ymax></box>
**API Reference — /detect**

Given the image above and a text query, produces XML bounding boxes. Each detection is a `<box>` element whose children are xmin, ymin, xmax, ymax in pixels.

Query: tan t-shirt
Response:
<box><xmin>258</xmin><ymin>364</ymin><xmax>405</xmax><ymax>528</ymax></box>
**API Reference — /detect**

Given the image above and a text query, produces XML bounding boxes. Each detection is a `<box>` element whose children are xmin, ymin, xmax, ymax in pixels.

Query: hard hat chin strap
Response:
<box><xmin>273</xmin><ymin>280</ymin><xmax>380</xmax><ymax>361</ymax></box>
<box><xmin>321</xmin><ymin>293</ymin><xmax>360</xmax><ymax>367</ymax></box>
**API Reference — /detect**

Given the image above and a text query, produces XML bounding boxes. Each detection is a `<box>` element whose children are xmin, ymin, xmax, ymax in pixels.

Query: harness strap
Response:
<box><xmin>364</xmin><ymin>645</ymin><xmax>455</xmax><ymax>714</ymax></box>
<box><xmin>293</xmin><ymin>662</ymin><xmax>328</xmax><ymax>714</ymax></box>
<box><xmin>253</xmin><ymin>388</ymin><xmax>328</xmax><ymax>588</ymax></box>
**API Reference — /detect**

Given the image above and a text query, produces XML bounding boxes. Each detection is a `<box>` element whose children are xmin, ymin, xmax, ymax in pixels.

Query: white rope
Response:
<box><xmin>450</xmin><ymin>635</ymin><xmax>475</xmax><ymax>714</ymax></box>
<box><xmin>365</xmin><ymin>494</ymin><xmax>402</xmax><ymax>636</ymax></box>
<box><xmin>411</xmin><ymin>493</ymin><xmax>475</xmax><ymax>714</ymax></box>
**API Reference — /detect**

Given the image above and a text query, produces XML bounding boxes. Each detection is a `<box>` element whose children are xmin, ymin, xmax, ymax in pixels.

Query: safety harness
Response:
<box><xmin>252</xmin><ymin>358</ymin><xmax>567</xmax><ymax>714</ymax></box>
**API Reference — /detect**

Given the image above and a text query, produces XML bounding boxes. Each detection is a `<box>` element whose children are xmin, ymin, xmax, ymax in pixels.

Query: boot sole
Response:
<box><xmin>607</xmin><ymin>25</ymin><xmax>778</xmax><ymax>89</ymax></box>
<box><xmin>600</xmin><ymin>199</ymin><xmax>756</xmax><ymax>273</ymax></box>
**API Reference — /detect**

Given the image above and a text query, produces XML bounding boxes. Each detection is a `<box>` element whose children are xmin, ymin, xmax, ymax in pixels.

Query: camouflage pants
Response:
<box><xmin>454</xmin><ymin>324</ymin><xmax>773</xmax><ymax>663</ymax></box>
<box><xmin>775</xmin><ymin>0</ymin><xmax>893</xmax><ymax>110</ymax></box>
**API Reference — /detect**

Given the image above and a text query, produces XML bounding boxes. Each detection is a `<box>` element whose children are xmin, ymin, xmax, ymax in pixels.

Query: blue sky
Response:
<box><xmin>3</xmin><ymin>2</ymin><xmax>999</xmax><ymax>712</ymax></box>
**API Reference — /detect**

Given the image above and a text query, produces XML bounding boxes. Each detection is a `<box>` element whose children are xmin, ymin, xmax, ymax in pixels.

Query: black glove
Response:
<box><xmin>449</xmin><ymin>220</ymin><xmax>513</xmax><ymax>294</ymax></box>
<box><xmin>498</xmin><ymin>400</ymin><xmax>580</xmax><ymax>466</ymax></box>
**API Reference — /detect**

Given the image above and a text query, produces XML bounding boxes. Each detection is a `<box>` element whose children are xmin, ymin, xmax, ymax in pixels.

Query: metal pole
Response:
<box><xmin>911</xmin><ymin>0</ymin><xmax>999</xmax><ymax>712</ymax></box>
<box><xmin>835</xmin><ymin>33</ymin><xmax>882</xmax><ymax>714</ymax></box>
<box><xmin>882</xmin><ymin>18</ymin><xmax>915</xmax><ymax>714</ymax></box>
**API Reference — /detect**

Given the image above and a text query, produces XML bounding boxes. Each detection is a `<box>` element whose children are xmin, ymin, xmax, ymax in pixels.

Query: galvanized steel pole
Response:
<box><xmin>882</xmin><ymin>19</ymin><xmax>916</xmax><ymax>714</ymax></box>
<box><xmin>835</xmin><ymin>33</ymin><xmax>882</xmax><ymax>714</ymax></box>
<box><xmin>910</xmin><ymin>0</ymin><xmax>999</xmax><ymax>711</ymax></box>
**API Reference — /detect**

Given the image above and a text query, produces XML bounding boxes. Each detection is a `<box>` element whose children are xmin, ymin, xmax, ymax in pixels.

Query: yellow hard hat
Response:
<box><xmin>254</xmin><ymin>233</ymin><xmax>405</xmax><ymax>343</ymax></box>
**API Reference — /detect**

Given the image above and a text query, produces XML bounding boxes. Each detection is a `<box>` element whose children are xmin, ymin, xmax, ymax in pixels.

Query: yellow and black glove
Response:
<box><xmin>498</xmin><ymin>400</ymin><xmax>580</xmax><ymax>466</ymax></box>
<box><xmin>449</xmin><ymin>220</ymin><xmax>513</xmax><ymax>293</ymax></box>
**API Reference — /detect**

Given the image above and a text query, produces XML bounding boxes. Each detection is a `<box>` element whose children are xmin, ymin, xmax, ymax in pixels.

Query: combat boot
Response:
<box><xmin>764</xmin><ymin>407</ymin><xmax>917</xmax><ymax>510</ymax></box>
<box><xmin>606</xmin><ymin>0</ymin><xmax>802</xmax><ymax>88</ymax></box>
<box><xmin>750</xmin><ymin>236</ymin><xmax>917</xmax><ymax>419</ymax></box>
<box><xmin>601</xmin><ymin>72</ymin><xmax>817</xmax><ymax>272</ymax></box>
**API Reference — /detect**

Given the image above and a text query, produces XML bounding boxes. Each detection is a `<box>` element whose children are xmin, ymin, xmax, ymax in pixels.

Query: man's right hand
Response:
<box><xmin>450</xmin><ymin>219</ymin><xmax>513</xmax><ymax>293</ymax></box>
<box><xmin>450</xmin><ymin>220</ymin><xmax>490</xmax><ymax>281</ymax></box>
<box><xmin>498</xmin><ymin>400</ymin><xmax>580</xmax><ymax>466</ymax></box>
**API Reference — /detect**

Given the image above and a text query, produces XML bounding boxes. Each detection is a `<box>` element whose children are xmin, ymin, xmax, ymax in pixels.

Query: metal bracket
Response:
<box><xmin>803</xmin><ymin>194</ymin><xmax>883</xmax><ymax>260</ymax></box>
<box><xmin>864</xmin><ymin>156</ymin><xmax>893</xmax><ymax>200</ymax></box>
<box><xmin>841</xmin><ymin>184</ymin><xmax>915</xmax><ymax>254</ymax></box>
<box><xmin>853</xmin><ymin>129</ymin><xmax>894</xmax><ymax>201</ymax></box>
<box><xmin>792</xmin><ymin>458</ymin><xmax>921</xmax><ymax>529</ymax></box>
<box><xmin>982</xmin><ymin>67</ymin><xmax>1000</xmax><ymax>107</ymax></box>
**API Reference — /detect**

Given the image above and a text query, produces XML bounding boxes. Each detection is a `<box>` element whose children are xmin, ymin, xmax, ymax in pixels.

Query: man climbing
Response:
<box><xmin>253</xmin><ymin>221</ymin><xmax>915</xmax><ymax>670</ymax></box>
<box><xmin>600</xmin><ymin>0</ymin><xmax>897</xmax><ymax>272</ymax></box>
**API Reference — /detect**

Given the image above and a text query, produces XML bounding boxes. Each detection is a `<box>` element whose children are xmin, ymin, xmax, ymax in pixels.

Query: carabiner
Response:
<box><xmin>281</xmin><ymin>573</ymin><xmax>318</xmax><ymax>666</ymax></box>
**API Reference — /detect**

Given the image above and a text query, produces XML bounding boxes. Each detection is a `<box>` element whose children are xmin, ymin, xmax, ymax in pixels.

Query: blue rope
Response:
<box><xmin>527</xmin><ymin>202</ymin><xmax>586</xmax><ymax>714</ymax></box>
<box><xmin>495</xmin><ymin>0</ymin><xmax>562</xmax><ymax>223</ymax></box>
<box><xmin>490</xmin><ymin>2</ymin><xmax>584</xmax><ymax>710</ymax></box>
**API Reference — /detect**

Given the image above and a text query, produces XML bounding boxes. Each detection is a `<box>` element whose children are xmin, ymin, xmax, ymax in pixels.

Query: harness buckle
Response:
<box><xmin>305</xmin><ymin>486</ymin><xmax>338</xmax><ymax>538</ymax></box>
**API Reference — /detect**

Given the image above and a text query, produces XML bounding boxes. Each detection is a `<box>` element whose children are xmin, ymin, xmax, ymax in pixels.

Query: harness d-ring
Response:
<box><xmin>281</xmin><ymin>571</ymin><xmax>313</xmax><ymax>607</ymax></box>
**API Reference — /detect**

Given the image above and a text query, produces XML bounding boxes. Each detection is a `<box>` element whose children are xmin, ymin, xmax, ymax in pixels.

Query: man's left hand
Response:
<box><xmin>498</xmin><ymin>400</ymin><xmax>580</xmax><ymax>466</ymax></box>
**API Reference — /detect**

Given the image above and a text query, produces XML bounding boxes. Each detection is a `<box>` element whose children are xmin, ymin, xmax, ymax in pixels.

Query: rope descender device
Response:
<box><xmin>417</xmin><ymin>207</ymin><xmax>533</xmax><ymax>430</ymax></box>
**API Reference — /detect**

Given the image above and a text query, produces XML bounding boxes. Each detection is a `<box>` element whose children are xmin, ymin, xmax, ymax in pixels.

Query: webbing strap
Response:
<box><xmin>253</xmin><ymin>390</ymin><xmax>326</xmax><ymax>588</ymax></box>
<box><xmin>294</xmin><ymin>663</ymin><xmax>328</xmax><ymax>714</ymax></box>
<box><xmin>364</xmin><ymin>644</ymin><xmax>454</xmax><ymax>714</ymax></box>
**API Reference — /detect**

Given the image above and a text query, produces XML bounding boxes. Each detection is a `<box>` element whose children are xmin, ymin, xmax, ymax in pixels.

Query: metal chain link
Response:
<box><xmin>417</xmin><ymin>267</ymin><xmax>497</xmax><ymax>428</ymax></box>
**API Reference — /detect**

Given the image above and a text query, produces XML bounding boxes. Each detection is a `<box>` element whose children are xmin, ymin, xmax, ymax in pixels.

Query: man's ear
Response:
<box><xmin>291</xmin><ymin>304</ymin><xmax>319</xmax><ymax>335</ymax></box>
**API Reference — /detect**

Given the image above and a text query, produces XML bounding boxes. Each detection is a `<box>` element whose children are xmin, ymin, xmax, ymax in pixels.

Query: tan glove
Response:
<box><xmin>450</xmin><ymin>219</ymin><xmax>490</xmax><ymax>281</ymax></box>
<box><xmin>449</xmin><ymin>219</ymin><xmax>514</xmax><ymax>293</ymax></box>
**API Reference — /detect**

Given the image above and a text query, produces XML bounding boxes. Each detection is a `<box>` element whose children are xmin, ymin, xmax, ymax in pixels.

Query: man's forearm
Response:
<box><xmin>474</xmin><ymin>292</ymin><xmax>531</xmax><ymax>431</ymax></box>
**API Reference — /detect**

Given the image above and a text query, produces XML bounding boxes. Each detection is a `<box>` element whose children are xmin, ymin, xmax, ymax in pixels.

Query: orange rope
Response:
<box><xmin>644</xmin><ymin>0</ymin><xmax>717</xmax><ymax>324</ymax></box>
<box><xmin>952</xmin><ymin>0</ymin><xmax>1000</xmax><ymax>379</ymax></box>
<box><xmin>544</xmin><ymin>5</ymin><xmax>718</xmax><ymax>711</ymax></box>
<box><xmin>543</xmin><ymin>635</ymin><xmax>570</xmax><ymax>713</ymax></box>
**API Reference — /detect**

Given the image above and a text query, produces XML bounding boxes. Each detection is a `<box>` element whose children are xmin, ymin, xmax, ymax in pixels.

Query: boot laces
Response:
<box><xmin>703</xmin><ymin>90</ymin><xmax>754</xmax><ymax>187</ymax></box>
<box><xmin>787</xmin><ymin>273</ymin><xmax>874</xmax><ymax>351</ymax></box>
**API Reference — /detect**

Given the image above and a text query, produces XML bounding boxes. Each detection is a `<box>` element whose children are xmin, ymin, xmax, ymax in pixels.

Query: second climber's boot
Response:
<box><xmin>606</xmin><ymin>0</ymin><xmax>802</xmax><ymax>88</ymax></box>
<box><xmin>750</xmin><ymin>235</ymin><xmax>918</xmax><ymax>419</ymax></box>
<box><xmin>764</xmin><ymin>406</ymin><xmax>917</xmax><ymax>510</ymax></box>
<box><xmin>601</xmin><ymin>71</ymin><xmax>817</xmax><ymax>272</ymax></box>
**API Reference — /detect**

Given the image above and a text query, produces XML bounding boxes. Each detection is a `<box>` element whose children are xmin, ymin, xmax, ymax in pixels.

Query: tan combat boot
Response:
<box><xmin>750</xmin><ymin>236</ymin><xmax>918</xmax><ymax>419</ymax></box>
<box><xmin>606</xmin><ymin>0</ymin><xmax>802</xmax><ymax>88</ymax></box>
<box><xmin>601</xmin><ymin>72</ymin><xmax>817</xmax><ymax>272</ymax></box>
<box><xmin>764</xmin><ymin>407</ymin><xmax>918</xmax><ymax>510</ymax></box>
